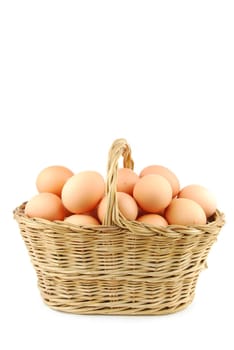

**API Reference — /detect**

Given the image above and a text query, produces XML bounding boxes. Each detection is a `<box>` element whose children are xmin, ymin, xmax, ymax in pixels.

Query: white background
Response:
<box><xmin>0</xmin><ymin>1</ymin><xmax>233</xmax><ymax>349</ymax></box>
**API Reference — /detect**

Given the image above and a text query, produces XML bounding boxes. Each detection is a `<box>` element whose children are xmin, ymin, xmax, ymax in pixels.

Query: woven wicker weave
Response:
<box><xmin>14</xmin><ymin>138</ymin><xmax>225</xmax><ymax>315</ymax></box>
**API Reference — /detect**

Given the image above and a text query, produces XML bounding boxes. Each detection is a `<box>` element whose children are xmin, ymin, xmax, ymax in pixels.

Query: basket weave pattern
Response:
<box><xmin>14</xmin><ymin>139</ymin><xmax>225</xmax><ymax>315</ymax></box>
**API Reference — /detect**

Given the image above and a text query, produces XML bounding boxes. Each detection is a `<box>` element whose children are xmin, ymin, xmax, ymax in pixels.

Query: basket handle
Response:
<box><xmin>103</xmin><ymin>138</ymin><xmax>134</xmax><ymax>226</ymax></box>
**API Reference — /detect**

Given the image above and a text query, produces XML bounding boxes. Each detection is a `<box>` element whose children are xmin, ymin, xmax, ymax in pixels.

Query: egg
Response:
<box><xmin>137</xmin><ymin>214</ymin><xmax>168</xmax><ymax>226</ymax></box>
<box><xmin>133</xmin><ymin>174</ymin><xmax>172</xmax><ymax>213</ymax></box>
<box><xmin>178</xmin><ymin>184</ymin><xmax>217</xmax><ymax>217</ymax></box>
<box><xmin>117</xmin><ymin>168</ymin><xmax>139</xmax><ymax>195</ymax></box>
<box><xmin>25</xmin><ymin>193</ymin><xmax>66</xmax><ymax>221</ymax></box>
<box><xmin>64</xmin><ymin>214</ymin><xmax>100</xmax><ymax>226</ymax></box>
<box><xmin>139</xmin><ymin>165</ymin><xmax>180</xmax><ymax>197</ymax></box>
<box><xmin>97</xmin><ymin>192</ymin><xmax>138</xmax><ymax>223</ymax></box>
<box><xmin>61</xmin><ymin>171</ymin><xmax>105</xmax><ymax>214</ymax></box>
<box><xmin>165</xmin><ymin>198</ymin><xmax>207</xmax><ymax>225</ymax></box>
<box><xmin>36</xmin><ymin>165</ymin><xmax>74</xmax><ymax>197</ymax></box>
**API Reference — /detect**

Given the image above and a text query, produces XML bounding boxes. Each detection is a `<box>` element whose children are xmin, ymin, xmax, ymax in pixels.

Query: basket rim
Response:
<box><xmin>14</xmin><ymin>202</ymin><xmax>225</xmax><ymax>238</ymax></box>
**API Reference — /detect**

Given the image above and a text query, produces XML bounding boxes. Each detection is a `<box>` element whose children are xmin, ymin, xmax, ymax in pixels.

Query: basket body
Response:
<box><xmin>14</xmin><ymin>204</ymin><xmax>224</xmax><ymax>315</ymax></box>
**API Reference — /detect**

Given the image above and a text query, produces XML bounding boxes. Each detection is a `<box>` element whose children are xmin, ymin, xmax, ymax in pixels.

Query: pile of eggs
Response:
<box><xmin>25</xmin><ymin>164</ymin><xmax>217</xmax><ymax>227</ymax></box>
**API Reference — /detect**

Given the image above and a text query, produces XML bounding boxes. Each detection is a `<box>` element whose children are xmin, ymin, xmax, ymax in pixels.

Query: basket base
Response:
<box><xmin>37</xmin><ymin>277</ymin><xmax>196</xmax><ymax>316</ymax></box>
<box><xmin>41</xmin><ymin>294</ymin><xmax>195</xmax><ymax>316</ymax></box>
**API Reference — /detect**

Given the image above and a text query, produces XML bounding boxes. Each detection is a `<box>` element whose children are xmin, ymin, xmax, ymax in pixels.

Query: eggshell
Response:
<box><xmin>137</xmin><ymin>214</ymin><xmax>168</xmax><ymax>226</ymax></box>
<box><xmin>178</xmin><ymin>184</ymin><xmax>217</xmax><ymax>217</ymax></box>
<box><xmin>25</xmin><ymin>193</ymin><xmax>66</xmax><ymax>221</ymax></box>
<box><xmin>117</xmin><ymin>168</ymin><xmax>139</xmax><ymax>195</ymax></box>
<box><xmin>61</xmin><ymin>171</ymin><xmax>105</xmax><ymax>214</ymax></box>
<box><xmin>165</xmin><ymin>198</ymin><xmax>207</xmax><ymax>225</ymax></box>
<box><xmin>139</xmin><ymin>165</ymin><xmax>180</xmax><ymax>197</ymax></box>
<box><xmin>64</xmin><ymin>214</ymin><xmax>100</xmax><ymax>226</ymax></box>
<box><xmin>97</xmin><ymin>192</ymin><xmax>138</xmax><ymax>223</ymax></box>
<box><xmin>133</xmin><ymin>174</ymin><xmax>172</xmax><ymax>213</ymax></box>
<box><xmin>36</xmin><ymin>165</ymin><xmax>74</xmax><ymax>196</ymax></box>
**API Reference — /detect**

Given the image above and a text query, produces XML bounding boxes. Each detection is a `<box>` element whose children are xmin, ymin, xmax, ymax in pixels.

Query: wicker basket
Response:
<box><xmin>14</xmin><ymin>138</ymin><xmax>225</xmax><ymax>315</ymax></box>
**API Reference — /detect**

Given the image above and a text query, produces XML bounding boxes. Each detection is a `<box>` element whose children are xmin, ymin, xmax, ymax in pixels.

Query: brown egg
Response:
<box><xmin>61</xmin><ymin>171</ymin><xmax>105</xmax><ymax>214</ymax></box>
<box><xmin>117</xmin><ymin>168</ymin><xmax>139</xmax><ymax>195</ymax></box>
<box><xmin>133</xmin><ymin>174</ymin><xmax>172</xmax><ymax>213</ymax></box>
<box><xmin>165</xmin><ymin>198</ymin><xmax>207</xmax><ymax>225</ymax></box>
<box><xmin>139</xmin><ymin>165</ymin><xmax>180</xmax><ymax>197</ymax></box>
<box><xmin>178</xmin><ymin>184</ymin><xmax>217</xmax><ymax>217</ymax></box>
<box><xmin>36</xmin><ymin>165</ymin><xmax>74</xmax><ymax>197</ymax></box>
<box><xmin>64</xmin><ymin>214</ymin><xmax>100</xmax><ymax>226</ymax></box>
<box><xmin>97</xmin><ymin>192</ymin><xmax>138</xmax><ymax>223</ymax></box>
<box><xmin>137</xmin><ymin>214</ymin><xmax>168</xmax><ymax>226</ymax></box>
<box><xmin>25</xmin><ymin>193</ymin><xmax>66</xmax><ymax>221</ymax></box>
